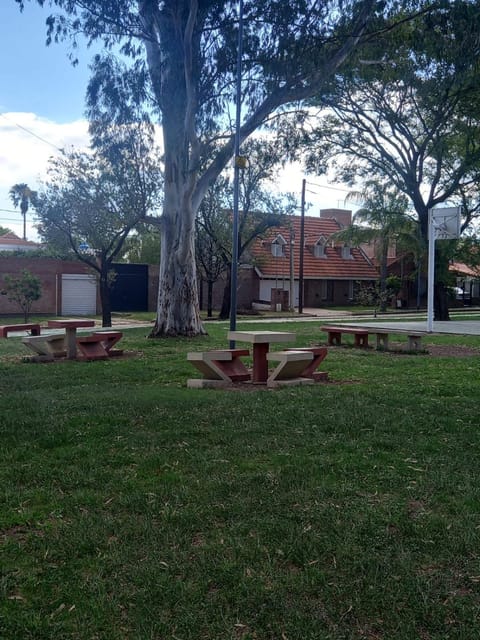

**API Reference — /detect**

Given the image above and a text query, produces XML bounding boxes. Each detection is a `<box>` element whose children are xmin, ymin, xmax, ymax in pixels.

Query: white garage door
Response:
<box><xmin>61</xmin><ymin>274</ymin><xmax>97</xmax><ymax>316</ymax></box>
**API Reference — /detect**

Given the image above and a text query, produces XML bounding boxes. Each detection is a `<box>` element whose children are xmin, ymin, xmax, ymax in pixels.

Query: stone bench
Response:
<box><xmin>22</xmin><ymin>334</ymin><xmax>66</xmax><ymax>362</ymax></box>
<box><xmin>187</xmin><ymin>349</ymin><xmax>250</xmax><ymax>388</ymax></box>
<box><xmin>321</xmin><ymin>325</ymin><xmax>370</xmax><ymax>348</ymax></box>
<box><xmin>0</xmin><ymin>323</ymin><xmax>41</xmax><ymax>338</ymax></box>
<box><xmin>373</xmin><ymin>329</ymin><xmax>426</xmax><ymax>351</ymax></box>
<box><xmin>266</xmin><ymin>350</ymin><xmax>315</xmax><ymax>388</ymax></box>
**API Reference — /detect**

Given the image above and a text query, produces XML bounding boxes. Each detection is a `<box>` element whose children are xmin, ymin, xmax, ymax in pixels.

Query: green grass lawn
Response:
<box><xmin>1</xmin><ymin>321</ymin><xmax>480</xmax><ymax>639</ymax></box>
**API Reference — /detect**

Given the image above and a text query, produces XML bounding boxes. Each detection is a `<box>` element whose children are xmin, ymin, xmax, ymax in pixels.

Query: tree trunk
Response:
<box><xmin>379</xmin><ymin>240</ymin><xmax>389</xmax><ymax>313</ymax></box>
<box><xmin>219</xmin><ymin>270</ymin><xmax>231</xmax><ymax>320</ymax></box>
<box><xmin>207</xmin><ymin>279</ymin><xmax>213</xmax><ymax>318</ymax></box>
<box><xmin>434</xmin><ymin>283</ymin><xmax>450</xmax><ymax>321</ymax></box>
<box><xmin>151</xmin><ymin>190</ymin><xmax>206</xmax><ymax>336</ymax></box>
<box><xmin>99</xmin><ymin>265</ymin><xmax>112</xmax><ymax>328</ymax></box>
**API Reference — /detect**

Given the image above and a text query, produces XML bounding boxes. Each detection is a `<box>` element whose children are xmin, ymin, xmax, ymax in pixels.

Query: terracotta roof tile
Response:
<box><xmin>250</xmin><ymin>216</ymin><xmax>378</xmax><ymax>280</ymax></box>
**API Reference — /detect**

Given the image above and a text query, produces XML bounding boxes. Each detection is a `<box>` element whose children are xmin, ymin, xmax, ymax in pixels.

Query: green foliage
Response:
<box><xmin>354</xmin><ymin>279</ymin><xmax>398</xmax><ymax>311</ymax></box>
<box><xmin>1</xmin><ymin>269</ymin><xmax>42</xmax><ymax>322</ymax></box>
<box><xmin>305</xmin><ymin>1</ymin><xmax>480</xmax><ymax>240</ymax></box>
<box><xmin>386</xmin><ymin>274</ymin><xmax>402</xmax><ymax>294</ymax></box>
<box><xmin>119</xmin><ymin>223</ymin><xmax>161</xmax><ymax>264</ymax></box>
<box><xmin>35</xmin><ymin>124</ymin><xmax>162</xmax><ymax>326</ymax></box>
<box><xmin>17</xmin><ymin>0</ymin><xmax>384</xmax><ymax>336</ymax></box>
<box><xmin>9</xmin><ymin>183</ymin><xmax>37</xmax><ymax>241</ymax></box>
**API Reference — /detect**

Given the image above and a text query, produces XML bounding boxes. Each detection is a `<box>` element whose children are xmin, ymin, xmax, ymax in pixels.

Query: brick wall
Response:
<box><xmin>0</xmin><ymin>257</ymin><xmax>93</xmax><ymax>316</ymax></box>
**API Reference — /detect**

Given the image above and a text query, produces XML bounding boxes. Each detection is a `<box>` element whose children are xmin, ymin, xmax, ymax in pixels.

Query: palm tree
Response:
<box><xmin>334</xmin><ymin>181</ymin><xmax>418</xmax><ymax>311</ymax></box>
<box><xmin>9</xmin><ymin>183</ymin><xmax>38</xmax><ymax>241</ymax></box>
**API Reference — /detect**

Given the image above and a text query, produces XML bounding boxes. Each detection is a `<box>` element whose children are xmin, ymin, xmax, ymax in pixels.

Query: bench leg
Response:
<box><xmin>327</xmin><ymin>331</ymin><xmax>341</xmax><ymax>346</ymax></box>
<box><xmin>21</xmin><ymin>339</ymin><xmax>54</xmax><ymax>362</ymax></box>
<box><xmin>76</xmin><ymin>341</ymin><xmax>109</xmax><ymax>360</ymax></box>
<box><xmin>213</xmin><ymin>356</ymin><xmax>251</xmax><ymax>382</ymax></box>
<box><xmin>376</xmin><ymin>334</ymin><xmax>389</xmax><ymax>350</ymax></box>
<box><xmin>290</xmin><ymin>348</ymin><xmax>328</xmax><ymax>381</ymax></box>
<box><xmin>408</xmin><ymin>336</ymin><xmax>422</xmax><ymax>350</ymax></box>
<box><xmin>355</xmin><ymin>334</ymin><xmax>369</xmax><ymax>348</ymax></box>
<box><xmin>267</xmin><ymin>360</ymin><xmax>314</xmax><ymax>388</ymax></box>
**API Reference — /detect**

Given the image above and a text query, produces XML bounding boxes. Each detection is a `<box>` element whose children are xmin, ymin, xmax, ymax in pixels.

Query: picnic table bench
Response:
<box><xmin>76</xmin><ymin>331</ymin><xmax>124</xmax><ymax>360</ymax></box>
<box><xmin>267</xmin><ymin>350</ymin><xmax>315</xmax><ymax>387</ymax></box>
<box><xmin>187</xmin><ymin>344</ymin><xmax>328</xmax><ymax>388</ymax></box>
<box><xmin>321</xmin><ymin>325</ymin><xmax>426</xmax><ymax>351</ymax></box>
<box><xmin>187</xmin><ymin>348</ymin><xmax>251</xmax><ymax>388</ymax></box>
<box><xmin>286</xmin><ymin>346</ymin><xmax>328</xmax><ymax>381</ymax></box>
<box><xmin>22</xmin><ymin>334</ymin><xmax>66</xmax><ymax>362</ymax></box>
<box><xmin>0</xmin><ymin>323</ymin><xmax>41</xmax><ymax>338</ymax></box>
<box><xmin>372</xmin><ymin>328</ymin><xmax>426</xmax><ymax>351</ymax></box>
<box><xmin>47</xmin><ymin>319</ymin><xmax>96</xmax><ymax>359</ymax></box>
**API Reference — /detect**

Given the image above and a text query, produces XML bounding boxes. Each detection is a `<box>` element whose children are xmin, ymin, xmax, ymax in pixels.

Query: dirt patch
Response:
<box><xmin>424</xmin><ymin>344</ymin><xmax>480</xmax><ymax>357</ymax></box>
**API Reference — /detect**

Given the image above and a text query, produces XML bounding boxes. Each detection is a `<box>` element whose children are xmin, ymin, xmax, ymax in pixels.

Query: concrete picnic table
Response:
<box><xmin>47</xmin><ymin>319</ymin><xmax>96</xmax><ymax>359</ymax></box>
<box><xmin>227</xmin><ymin>330</ymin><xmax>295</xmax><ymax>383</ymax></box>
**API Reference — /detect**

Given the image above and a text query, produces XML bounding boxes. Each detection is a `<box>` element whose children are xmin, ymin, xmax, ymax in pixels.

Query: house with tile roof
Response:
<box><xmin>247</xmin><ymin>209</ymin><xmax>379</xmax><ymax>309</ymax></box>
<box><xmin>449</xmin><ymin>261</ymin><xmax>480</xmax><ymax>304</ymax></box>
<box><xmin>0</xmin><ymin>232</ymin><xmax>42</xmax><ymax>252</ymax></box>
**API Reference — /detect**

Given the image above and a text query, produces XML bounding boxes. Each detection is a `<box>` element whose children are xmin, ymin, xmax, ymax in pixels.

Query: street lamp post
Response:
<box><xmin>229</xmin><ymin>0</ymin><xmax>244</xmax><ymax>348</ymax></box>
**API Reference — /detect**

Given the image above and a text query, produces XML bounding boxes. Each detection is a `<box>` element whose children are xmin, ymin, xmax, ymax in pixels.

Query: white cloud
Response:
<box><xmin>0</xmin><ymin>112</ymin><xmax>90</xmax><ymax>240</ymax></box>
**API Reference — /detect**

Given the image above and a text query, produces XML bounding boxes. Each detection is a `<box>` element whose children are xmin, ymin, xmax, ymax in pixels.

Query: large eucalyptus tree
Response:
<box><xmin>16</xmin><ymin>0</ymin><xmax>393</xmax><ymax>335</ymax></box>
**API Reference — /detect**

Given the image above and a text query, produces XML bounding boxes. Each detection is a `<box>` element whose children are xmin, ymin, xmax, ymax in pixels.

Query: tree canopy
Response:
<box><xmin>35</xmin><ymin>123</ymin><xmax>162</xmax><ymax>326</ymax></box>
<box><xmin>9</xmin><ymin>183</ymin><xmax>37</xmax><ymax>241</ymax></box>
<box><xmin>298</xmin><ymin>0</ymin><xmax>480</xmax><ymax>318</ymax></box>
<box><xmin>16</xmin><ymin>0</ymin><xmax>388</xmax><ymax>335</ymax></box>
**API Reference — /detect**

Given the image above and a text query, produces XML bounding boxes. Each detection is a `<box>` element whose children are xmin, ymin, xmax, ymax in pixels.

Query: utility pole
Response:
<box><xmin>289</xmin><ymin>225</ymin><xmax>295</xmax><ymax>311</ymax></box>
<box><xmin>298</xmin><ymin>178</ymin><xmax>306</xmax><ymax>314</ymax></box>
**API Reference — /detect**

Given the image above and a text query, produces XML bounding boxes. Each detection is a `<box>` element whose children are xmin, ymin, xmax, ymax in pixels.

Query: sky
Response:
<box><xmin>0</xmin><ymin>2</ymin><xmax>353</xmax><ymax>242</ymax></box>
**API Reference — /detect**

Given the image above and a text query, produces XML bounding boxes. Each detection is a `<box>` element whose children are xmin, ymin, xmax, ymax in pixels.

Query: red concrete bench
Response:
<box><xmin>0</xmin><ymin>323</ymin><xmax>41</xmax><ymax>338</ymax></box>
<box><xmin>321</xmin><ymin>325</ymin><xmax>369</xmax><ymax>348</ymax></box>
<box><xmin>91</xmin><ymin>331</ymin><xmax>124</xmax><ymax>356</ymax></box>
<box><xmin>76</xmin><ymin>331</ymin><xmax>123</xmax><ymax>360</ymax></box>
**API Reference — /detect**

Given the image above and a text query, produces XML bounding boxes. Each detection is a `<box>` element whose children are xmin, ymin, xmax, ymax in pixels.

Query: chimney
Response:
<box><xmin>320</xmin><ymin>208</ymin><xmax>352</xmax><ymax>227</ymax></box>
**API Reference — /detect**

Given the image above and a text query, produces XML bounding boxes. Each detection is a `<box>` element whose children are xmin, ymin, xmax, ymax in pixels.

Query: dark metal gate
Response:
<box><xmin>110</xmin><ymin>264</ymin><xmax>148</xmax><ymax>312</ymax></box>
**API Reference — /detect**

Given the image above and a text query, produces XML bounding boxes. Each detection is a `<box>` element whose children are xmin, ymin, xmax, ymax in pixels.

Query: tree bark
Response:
<box><xmin>219</xmin><ymin>268</ymin><xmax>231</xmax><ymax>320</ymax></box>
<box><xmin>99</xmin><ymin>265</ymin><xmax>112</xmax><ymax>328</ymax></box>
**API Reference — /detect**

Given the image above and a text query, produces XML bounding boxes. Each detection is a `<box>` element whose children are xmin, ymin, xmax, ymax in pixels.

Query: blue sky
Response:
<box><xmin>0</xmin><ymin>2</ymin><xmax>350</xmax><ymax>241</ymax></box>
<box><xmin>1</xmin><ymin>2</ymin><xmax>95</xmax><ymax>122</ymax></box>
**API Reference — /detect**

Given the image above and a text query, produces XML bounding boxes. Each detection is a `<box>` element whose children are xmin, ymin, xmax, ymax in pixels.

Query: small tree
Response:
<box><xmin>36</xmin><ymin>123</ymin><xmax>162</xmax><ymax>327</ymax></box>
<box><xmin>1</xmin><ymin>269</ymin><xmax>42</xmax><ymax>322</ymax></box>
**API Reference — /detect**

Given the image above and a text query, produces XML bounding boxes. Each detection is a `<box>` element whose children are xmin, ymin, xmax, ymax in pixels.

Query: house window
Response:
<box><xmin>348</xmin><ymin>280</ymin><xmax>354</xmax><ymax>300</ymax></box>
<box><xmin>314</xmin><ymin>243</ymin><xmax>326</xmax><ymax>258</ymax></box>
<box><xmin>271</xmin><ymin>242</ymin><xmax>284</xmax><ymax>257</ymax></box>
<box><xmin>271</xmin><ymin>234</ymin><xmax>286</xmax><ymax>257</ymax></box>
<box><xmin>342</xmin><ymin>245</ymin><xmax>353</xmax><ymax>259</ymax></box>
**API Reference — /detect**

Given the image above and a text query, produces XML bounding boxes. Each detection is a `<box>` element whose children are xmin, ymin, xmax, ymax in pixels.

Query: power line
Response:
<box><xmin>0</xmin><ymin>112</ymin><xmax>65</xmax><ymax>154</ymax></box>
<box><xmin>304</xmin><ymin>179</ymin><xmax>352</xmax><ymax>193</ymax></box>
